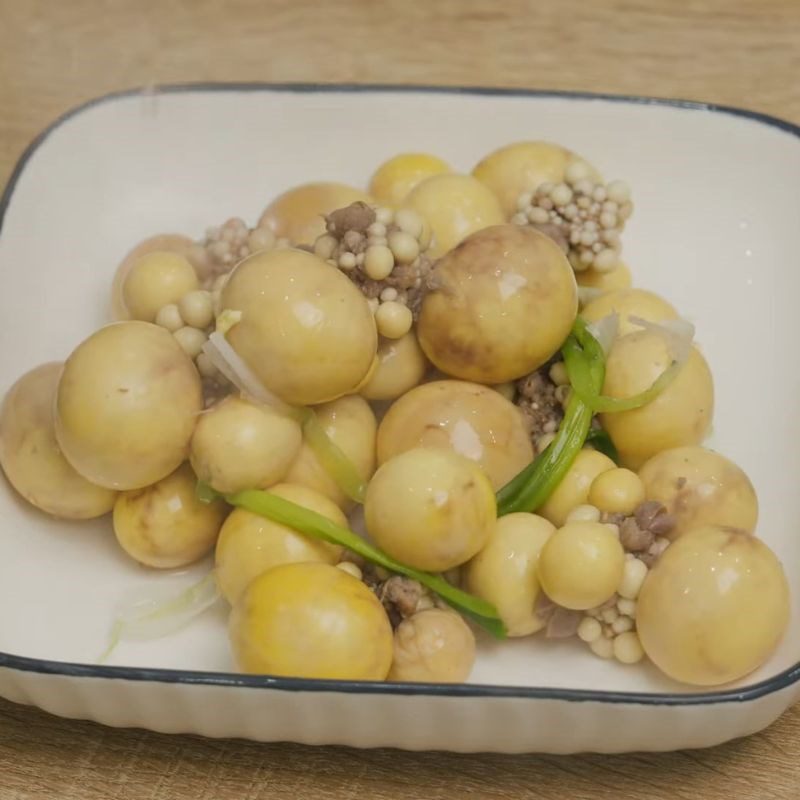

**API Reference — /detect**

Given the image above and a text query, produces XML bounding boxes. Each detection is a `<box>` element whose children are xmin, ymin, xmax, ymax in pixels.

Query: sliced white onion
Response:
<box><xmin>98</xmin><ymin>572</ymin><xmax>220</xmax><ymax>663</ymax></box>
<box><xmin>545</xmin><ymin>607</ymin><xmax>582</xmax><ymax>639</ymax></box>
<box><xmin>629</xmin><ymin>316</ymin><xmax>695</xmax><ymax>364</ymax></box>
<box><xmin>202</xmin><ymin>331</ymin><xmax>296</xmax><ymax>416</ymax></box>
<box><xmin>587</xmin><ymin>312</ymin><xmax>620</xmax><ymax>356</ymax></box>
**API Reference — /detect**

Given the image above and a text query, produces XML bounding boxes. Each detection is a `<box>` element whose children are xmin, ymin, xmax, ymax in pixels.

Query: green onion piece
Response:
<box><xmin>196</xmin><ymin>480</ymin><xmax>220</xmax><ymax>504</ymax></box>
<box><xmin>195</xmin><ymin>407</ymin><xmax>368</xmax><ymax>507</ymax></box>
<box><xmin>496</xmin><ymin>318</ymin><xmax>606</xmax><ymax>516</ymax></box>
<box><xmin>570</xmin><ymin>361</ymin><xmax>682</xmax><ymax>413</ymax></box>
<box><xmin>496</xmin><ymin>391</ymin><xmax>594</xmax><ymax>516</ymax></box>
<box><xmin>225</xmin><ymin>488</ymin><xmax>507</xmax><ymax>639</ymax></box>
<box><xmin>300</xmin><ymin>409</ymin><xmax>367</xmax><ymax>504</ymax></box>
<box><xmin>566</xmin><ymin>317</ymin><xmax>606</xmax><ymax>388</ymax></box>
<box><xmin>585</xmin><ymin>428</ymin><xmax>620</xmax><ymax>464</ymax></box>
<box><xmin>568</xmin><ymin>315</ymin><xmax>685</xmax><ymax>413</ymax></box>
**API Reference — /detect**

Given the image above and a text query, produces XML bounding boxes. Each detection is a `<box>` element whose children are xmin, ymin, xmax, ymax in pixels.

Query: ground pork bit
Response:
<box><xmin>358</xmin><ymin>571</ymin><xmax>437</xmax><ymax>629</ymax></box>
<box><xmin>326</xmin><ymin>201</ymin><xmax>376</xmax><ymax>235</ymax></box>
<box><xmin>380</xmin><ymin>576</ymin><xmax>423</xmax><ymax>619</ymax></box>
<box><xmin>604</xmin><ymin>500</ymin><xmax>675</xmax><ymax>565</ymax></box>
<box><xmin>390</xmin><ymin>260</ymin><xmax>435</xmax><ymax>318</ymax></box>
<box><xmin>315</xmin><ymin>202</ymin><xmax>434</xmax><ymax>324</ymax></box>
<box><xmin>514</xmin><ymin>368</ymin><xmax>564</xmax><ymax>441</ymax></box>
<box><xmin>350</xmin><ymin>259</ymin><xmax>436</xmax><ymax>314</ymax></box>
<box><xmin>619</xmin><ymin>517</ymin><xmax>654</xmax><ymax>553</ymax></box>
<box><xmin>635</xmin><ymin>500</ymin><xmax>676</xmax><ymax>536</ymax></box>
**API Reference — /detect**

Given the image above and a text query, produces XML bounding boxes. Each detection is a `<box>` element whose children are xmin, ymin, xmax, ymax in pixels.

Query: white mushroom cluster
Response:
<box><xmin>187</xmin><ymin>217</ymin><xmax>291</xmax><ymax>288</ymax></box>
<box><xmin>564</xmin><ymin>501</ymin><xmax>672</xmax><ymax>664</ymax></box>
<box><xmin>576</xmin><ymin>558</ymin><xmax>647</xmax><ymax>664</ymax></box>
<box><xmin>154</xmin><ymin>281</ymin><xmax>230</xmax><ymax>405</ymax></box>
<box><xmin>511</xmin><ymin>161</ymin><xmax>633</xmax><ymax>273</ymax></box>
<box><xmin>313</xmin><ymin>202</ymin><xmax>433</xmax><ymax>340</ymax></box>
<box><xmin>145</xmin><ymin>215</ymin><xmax>297</xmax><ymax>406</ymax></box>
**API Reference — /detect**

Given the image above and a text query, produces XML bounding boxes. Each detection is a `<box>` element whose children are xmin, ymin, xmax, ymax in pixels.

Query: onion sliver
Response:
<box><xmin>99</xmin><ymin>572</ymin><xmax>220</xmax><ymax>663</ymax></box>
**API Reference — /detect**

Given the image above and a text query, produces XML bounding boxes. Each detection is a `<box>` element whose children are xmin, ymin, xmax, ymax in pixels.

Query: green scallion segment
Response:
<box><xmin>496</xmin><ymin>318</ymin><xmax>605</xmax><ymax>516</ymax></box>
<box><xmin>585</xmin><ymin>428</ymin><xmax>620</xmax><ymax>464</ymax></box>
<box><xmin>496</xmin><ymin>391</ymin><xmax>594</xmax><ymax>515</ymax></box>
<box><xmin>570</xmin><ymin>361</ymin><xmax>681</xmax><ymax>412</ymax></box>
<box><xmin>497</xmin><ymin>314</ymin><xmax>682</xmax><ymax>513</ymax></box>
<box><xmin>566</xmin><ymin>316</ymin><xmax>684</xmax><ymax>413</ymax></box>
<box><xmin>300</xmin><ymin>409</ymin><xmax>367</xmax><ymax>504</ymax></box>
<box><xmin>212</xmin><ymin>486</ymin><xmax>506</xmax><ymax>639</ymax></box>
<box><xmin>196</xmin><ymin>480</ymin><xmax>221</xmax><ymax>504</ymax></box>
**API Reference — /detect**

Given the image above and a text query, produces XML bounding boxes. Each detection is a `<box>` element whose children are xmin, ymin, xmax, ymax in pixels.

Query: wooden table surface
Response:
<box><xmin>1</xmin><ymin>1</ymin><xmax>799</xmax><ymax>797</ymax></box>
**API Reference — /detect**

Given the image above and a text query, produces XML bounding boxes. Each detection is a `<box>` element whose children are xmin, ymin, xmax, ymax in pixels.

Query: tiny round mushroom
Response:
<box><xmin>173</xmin><ymin>326</ymin><xmax>208</xmax><ymax>359</ymax></box>
<box><xmin>613</xmin><ymin>631</ymin><xmax>645</xmax><ymax>664</ymax></box>
<box><xmin>618</xmin><ymin>557</ymin><xmax>649</xmax><ymax>600</ymax></box>
<box><xmin>588</xmin><ymin>468</ymin><xmax>646</xmax><ymax>516</ymax></box>
<box><xmin>388</xmin><ymin>609</ymin><xmax>476</xmax><ymax>683</ymax></box>
<box><xmin>375</xmin><ymin>301</ymin><xmax>413</xmax><ymax>339</ymax></box>
<box><xmin>512</xmin><ymin>173</ymin><xmax>633</xmax><ymax>274</ymax></box>
<box><xmin>155</xmin><ymin>303</ymin><xmax>184</xmax><ymax>332</ymax></box>
<box><xmin>178</xmin><ymin>290</ymin><xmax>215</xmax><ymax>330</ymax></box>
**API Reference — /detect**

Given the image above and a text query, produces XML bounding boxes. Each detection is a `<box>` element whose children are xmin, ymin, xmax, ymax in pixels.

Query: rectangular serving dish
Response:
<box><xmin>1</xmin><ymin>84</ymin><xmax>799</xmax><ymax>753</ymax></box>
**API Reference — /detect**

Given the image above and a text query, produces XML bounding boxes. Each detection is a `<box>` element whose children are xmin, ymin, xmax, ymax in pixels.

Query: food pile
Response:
<box><xmin>0</xmin><ymin>142</ymin><xmax>790</xmax><ymax>689</ymax></box>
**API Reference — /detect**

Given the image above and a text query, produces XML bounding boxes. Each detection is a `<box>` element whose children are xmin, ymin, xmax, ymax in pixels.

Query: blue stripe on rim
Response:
<box><xmin>1</xmin><ymin>83</ymin><xmax>798</xmax><ymax>705</ymax></box>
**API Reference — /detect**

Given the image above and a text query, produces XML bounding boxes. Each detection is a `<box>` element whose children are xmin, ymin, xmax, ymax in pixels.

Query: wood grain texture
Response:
<box><xmin>1</xmin><ymin>0</ymin><xmax>799</xmax><ymax>797</ymax></box>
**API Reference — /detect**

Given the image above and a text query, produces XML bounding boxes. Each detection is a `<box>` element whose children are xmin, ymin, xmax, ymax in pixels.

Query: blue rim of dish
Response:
<box><xmin>1</xmin><ymin>82</ymin><xmax>798</xmax><ymax>706</ymax></box>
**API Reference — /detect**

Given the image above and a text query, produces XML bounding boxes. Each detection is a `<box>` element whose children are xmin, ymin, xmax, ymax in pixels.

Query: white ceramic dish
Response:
<box><xmin>1</xmin><ymin>84</ymin><xmax>799</xmax><ymax>754</ymax></box>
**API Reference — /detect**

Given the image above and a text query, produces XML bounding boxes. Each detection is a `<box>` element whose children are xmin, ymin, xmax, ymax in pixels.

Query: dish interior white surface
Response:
<box><xmin>1</xmin><ymin>86</ymin><xmax>799</xmax><ymax>700</ymax></box>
